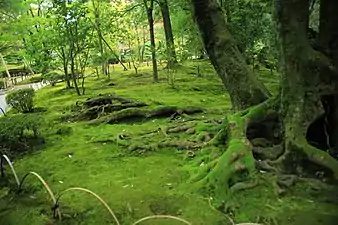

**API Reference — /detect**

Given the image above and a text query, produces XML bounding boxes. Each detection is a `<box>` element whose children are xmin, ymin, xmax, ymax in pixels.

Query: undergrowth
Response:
<box><xmin>0</xmin><ymin>61</ymin><xmax>337</xmax><ymax>225</ymax></box>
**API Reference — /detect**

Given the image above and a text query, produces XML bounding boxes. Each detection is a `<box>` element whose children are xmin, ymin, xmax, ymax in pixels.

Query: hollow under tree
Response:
<box><xmin>190</xmin><ymin>0</ymin><xmax>338</xmax><ymax>205</ymax></box>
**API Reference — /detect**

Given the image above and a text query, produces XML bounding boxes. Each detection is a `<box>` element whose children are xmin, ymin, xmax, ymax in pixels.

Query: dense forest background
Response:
<box><xmin>0</xmin><ymin>0</ymin><xmax>338</xmax><ymax>224</ymax></box>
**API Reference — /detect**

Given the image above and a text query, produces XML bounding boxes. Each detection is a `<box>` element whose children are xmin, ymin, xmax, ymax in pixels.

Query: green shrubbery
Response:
<box><xmin>5</xmin><ymin>88</ymin><xmax>35</xmax><ymax>113</ymax></box>
<box><xmin>0</xmin><ymin>114</ymin><xmax>42</xmax><ymax>156</ymax></box>
<box><xmin>29</xmin><ymin>75</ymin><xmax>43</xmax><ymax>83</ymax></box>
<box><xmin>42</xmin><ymin>71</ymin><xmax>64</xmax><ymax>86</ymax></box>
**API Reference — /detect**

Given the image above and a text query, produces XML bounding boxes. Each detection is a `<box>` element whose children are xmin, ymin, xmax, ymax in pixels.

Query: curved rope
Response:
<box><xmin>132</xmin><ymin>215</ymin><xmax>192</xmax><ymax>225</ymax></box>
<box><xmin>19</xmin><ymin>171</ymin><xmax>61</xmax><ymax>220</ymax></box>
<box><xmin>0</xmin><ymin>155</ymin><xmax>20</xmax><ymax>187</ymax></box>
<box><xmin>55</xmin><ymin>187</ymin><xmax>120</xmax><ymax>225</ymax></box>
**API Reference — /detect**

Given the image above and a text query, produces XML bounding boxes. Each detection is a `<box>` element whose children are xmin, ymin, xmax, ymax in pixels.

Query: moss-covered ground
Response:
<box><xmin>1</xmin><ymin>61</ymin><xmax>337</xmax><ymax>225</ymax></box>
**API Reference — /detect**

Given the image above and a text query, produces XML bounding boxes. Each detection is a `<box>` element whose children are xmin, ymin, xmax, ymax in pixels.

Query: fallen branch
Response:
<box><xmin>97</xmin><ymin>106</ymin><xmax>204</xmax><ymax>124</ymax></box>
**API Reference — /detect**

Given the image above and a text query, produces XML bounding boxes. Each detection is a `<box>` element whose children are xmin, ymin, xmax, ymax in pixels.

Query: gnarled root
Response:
<box><xmin>192</xmin><ymin>99</ymin><xmax>275</xmax><ymax>203</ymax></box>
<box><xmin>268</xmin><ymin>138</ymin><xmax>338</xmax><ymax>181</ymax></box>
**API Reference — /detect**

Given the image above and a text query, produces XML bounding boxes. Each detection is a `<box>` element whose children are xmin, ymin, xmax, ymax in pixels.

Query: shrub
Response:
<box><xmin>29</xmin><ymin>75</ymin><xmax>43</xmax><ymax>83</ymax></box>
<box><xmin>0</xmin><ymin>80</ymin><xmax>4</xmax><ymax>89</ymax></box>
<box><xmin>42</xmin><ymin>71</ymin><xmax>65</xmax><ymax>86</ymax></box>
<box><xmin>6</xmin><ymin>88</ymin><xmax>35</xmax><ymax>113</ymax></box>
<box><xmin>0</xmin><ymin>114</ymin><xmax>43</xmax><ymax>156</ymax></box>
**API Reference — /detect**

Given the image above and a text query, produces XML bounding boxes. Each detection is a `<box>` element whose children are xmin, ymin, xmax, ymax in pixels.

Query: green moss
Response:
<box><xmin>1</xmin><ymin>62</ymin><xmax>337</xmax><ymax>225</ymax></box>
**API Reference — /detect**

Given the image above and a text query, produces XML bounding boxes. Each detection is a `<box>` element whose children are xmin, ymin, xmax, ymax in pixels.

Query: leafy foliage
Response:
<box><xmin>5</xmin><ymin>88</ymin><xmax>35</xmax><ymax>113</ymax></box>
<box><xmin>28</xmin><ymin>75</ymin><xmax>43</xmax><ymax>83</ymax></box>
<box><xmin>0</xmin><ymin>114</ymin><xmax>42</xmax><ymax>156</ymax></box>
<box><xmin>42</xmin><ymin>71</ymin><xmax>64</xmax><ymax>86</ymax></box>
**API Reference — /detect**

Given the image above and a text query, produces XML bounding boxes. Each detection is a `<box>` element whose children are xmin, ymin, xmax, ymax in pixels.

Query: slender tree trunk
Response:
<box><xmin>159</xmin><ymin>0</ymin><xmax>177</xmax><ymax>68</ymax></box>
<box><xmin>0</xmin><ymin>53</ymin><xmax>10</xmax><ymax>79</ymax></box>
<box><xmin>71</xmin><ymin>58</ymin><xmax>80</xmax><ymax>95</ymax></box>
<box><xmin>144</xmin><ymin>0</ymin><xmax>158</xmax><ymax>82</ymax></box>
<box><xmin>61</xmin><ymin>48</ymin><xmax>71</xmax><ymax>89</ymax></box>
<box><xmin>97</xmin><ymin>28</ymin><xmax>107</xmax><ymax>75</ymax></box>
<box><xmin>141</xmin><ymin>25</ymin><xmax>146</xmax><ymax>62</ymax></box>
<box><xmin>99</xmin><ymin>33</ymin><xmax>128</xmax><ymax>71</ymax></box>
<box><xmin>191</xmin><ymin>0</ymin><xmax>270</xmax><ymax>110</ymax></box>
<box><xmin>0</xmin><ymin>53</ymin><xmax>10</xmax><ymax>88</ymax></box>
<box><xmin>63</xmin><ymin>61</ymin><xmax>71</xmax><ymax>89</ymax></box>
<box><xmin>70</xmin><ymin>44</ymin><xmax>81</xmax><ymax>96</ymax></box>
<box><xmin>133</xmin><ymin>21</ymin><xmax>142</xmax><ymax>63</ymax></box>
<box><xmin>92</xmin><ymin>0</ymin><xmax>107</xmax><ymax>75</ymax></box>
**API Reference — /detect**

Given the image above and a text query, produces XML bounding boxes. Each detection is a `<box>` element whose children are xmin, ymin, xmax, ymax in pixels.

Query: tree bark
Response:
<box><xmin>189</xmin><ymin>0</ymin><xmax>338</xmax><ymax>204</ymax></box>
<box><xmin>61</xmin><ymin>47</ymin><xmax>71</xmax><ymax>89</ymax></box>
<box><xmin>191</xmin><ymin>0</ymin><xmax>270</xmax><ymax>110</ymax></box>
<box><xmin>159</xmin><ymin>0</ymin><xmax>177</xmax><ymax>68</ymax></box>
<box><xmin>70</xmin><ymin>43</ymin><xmax>81</xmax><ymax>96</ymax></box>
<box><xmin>317</xmin><ymin>0</ymin><xmax>338</xmax><ymax>157</ymax></box>
<box><xmin>144</xmin><ymin>0</ymin><xmax>158</xmax><ymax>82</ymax></box>
<box><xmin>0</xmin><ymin>53</ymin><xmax>10</xmax><ymax>79</ymax></box>
<box><xmin>276</xmin><ymin>0</ymin><xmax>338</xmax><ymax>176</ymax></box>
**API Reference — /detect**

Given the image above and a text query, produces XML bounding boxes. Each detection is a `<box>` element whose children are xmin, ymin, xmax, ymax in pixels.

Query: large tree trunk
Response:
<box><xmin>159</xmin><ymin>0</ymin><xmax>177</xmax><ymax>68</ymax></box>
<box><xmin>189</xmin><ymin>0</ymin><xmax>338</xmax><ymax>205</ymax></box>
<box><xmin>191</xmin><ymin>0</ymin><xmax>270</xmax><ymax>110</ymax></box>
<box><xmin>144</xmin><ymin>0</ymin><xmax>159</xmax><ymax>82</ymax></box>
<box><xmin>318</xmin><ymin>0</ymin><xmax>338</xmax><ymax>156</ymax></box>
<box><xmin>276</xmin><ymin>0</ymin><xmax>338</xmax><ymax>177</ymax></box>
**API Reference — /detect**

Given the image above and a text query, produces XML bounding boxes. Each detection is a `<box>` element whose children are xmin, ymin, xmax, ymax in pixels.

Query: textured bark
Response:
<box><xmin>144</xmin><ymin>0</ymin><xmax>158</xmax><ymax>82</ymax></box>
<box><xmin>191</xmin><ymin>0</ymin><xmax>270</xmax><ymax>110</ymax></box>
<box><xmin>318</xmin><ymin>0</ymin><xmax>338</xmax><ymax>65</ymax></box>
<box><xmin>159</xmin><ymin>0</ymin><xmax>177</xmax><ymax>67</ymax></box>
<box><xmin>317</xmin><ymin>0</ymin><xmax>338</xmax><ymax>156</ymax></box>
<box><xmin>190</xmin><ymin>0</ymin><xmax>338</xmax><ymax>204</ymax></box>
<box><xmin>60</xmin><ymin>47</ymin><xmax>71</xmax><ymax>89</ymax></box>
<box><xmin>277</xmin><ymin>0</ymin><xmax>338</xmax><ymax>177</ymax></box>
<box><xmin>70</xmin><ymin>42</ymin><xmax>81</xmax><ymax>96</ymax></box>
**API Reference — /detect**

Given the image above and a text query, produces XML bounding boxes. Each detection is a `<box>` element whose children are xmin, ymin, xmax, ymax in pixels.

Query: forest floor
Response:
<box><xmin>1</xmin><ymin>60</ymin><xmax>338</xmax><ymax>225</ymax></box>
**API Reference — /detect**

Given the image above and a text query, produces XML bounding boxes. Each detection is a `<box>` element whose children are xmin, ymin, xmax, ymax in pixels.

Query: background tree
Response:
<box><xmin>143</xmin><ymin>0</ymin><xmax>158</xmax><ymax>82</ymax></box>
<box><xmin>51</xmin><ymin>0</ymin><xmax>93</xmax><ymax>95</ymax></box>
<box><xmin>159</xmin><ymin>0</ymin><xmax>177</xmax><ymax>68</ymax></box>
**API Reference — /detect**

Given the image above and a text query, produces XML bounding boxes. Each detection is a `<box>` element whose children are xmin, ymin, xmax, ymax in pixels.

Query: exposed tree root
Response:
<box><xmin>127</xmin><ymin>140</ymin><xmax>204</xmax><ymax>155</ymax></box>
<box><xmin>191</xmin><ymin>99</ymin><xmax>275</xmax><ymax>203</ymax></box>
<box><xmin>267</xmin><ymin>138</ymin><xmax>338</xmax><ymax>180</ymax></box>
<box><xmin>187</xmin><ymin>94</ymin><xmax>338</xmax><ymax>204</ymax></box>
<box><xmin>87</xmin><ymin>106</ymin><xmax>204</xmax><ymax>124</ymax></box>
<box><xmin>72</xmin><ymin>93</ymin><xmax>205</xmax><ymax>123</ymax></box>
<box><xmin>84</xmin><ymin>93</ymin><xmax>134</xmax><ymax>107</ymax></box>
<box><xmin>166</xmin><ymin>123</ymin><xmax>197</xmax><ymax>134</ymax></box>
<box><xmin>78</xmin><ymin>102</ymin><xmax>148</xmax><ymax>120</ymax></box>
<box><xmin>252</xmin><ymin>145</ymin><xmax>284</xmax><ymax>161</ymax></box>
